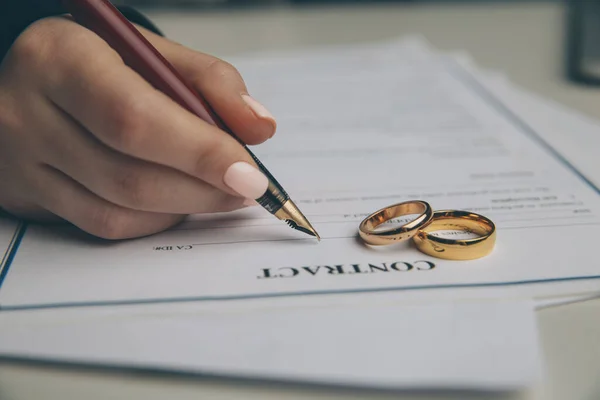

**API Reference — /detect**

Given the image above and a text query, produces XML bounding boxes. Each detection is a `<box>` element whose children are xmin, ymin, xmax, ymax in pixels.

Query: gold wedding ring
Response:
<box><xmin>358</xmin><ymin>200</ymin><xmax>433</xmax><ymax>246</ymax></box>
<box><xmin>412</xmin><ymin>210</ymin><xmax>496</xmax><ymax>260</ymax></box>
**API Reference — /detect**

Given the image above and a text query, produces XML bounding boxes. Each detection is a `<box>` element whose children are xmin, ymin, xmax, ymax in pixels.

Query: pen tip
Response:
<box><xmin>285</xmin><ymin>219</ymin><xmax>321</xmax><ymax>240</ymax></box>
<box><xmin>309</xmin><ymin>227</ymin><xmax>321</xmax><ymax>241</ymax></box>
<box><xmin>275</xmin><ymin>199</ymin><xmax>321</xmax><ymax>241</ymax></box>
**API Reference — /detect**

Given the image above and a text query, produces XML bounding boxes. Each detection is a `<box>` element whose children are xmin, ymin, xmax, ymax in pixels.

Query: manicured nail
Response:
<box><xmin>224</xmin><ymin>162</ymin><xmax>269</xmax><ymax>199</ymax></box>
<box><xmin>243</xmin><ymin>199</ymin><xmax>259</xmax><ymax>207</ymax></box>
<box><xmin>242</xmin><ymin>94</ymin><xmax>277</xmax><ymax>135</ymax></box>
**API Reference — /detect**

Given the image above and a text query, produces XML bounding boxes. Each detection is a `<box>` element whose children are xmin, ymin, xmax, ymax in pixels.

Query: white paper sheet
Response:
<box><xmin>2</xmin><ymin>40</ymin><xmax>600</xmax><ymax>311</ymax></box>
<box><xmin>0</xmin><ymin>218</ymin><xmax>21</xmax><ymax>287</ymax></box>
<box><xmin>0</xmin><ymin>300</ymin><xmax>540</xmax><ymax>391</ymax></box>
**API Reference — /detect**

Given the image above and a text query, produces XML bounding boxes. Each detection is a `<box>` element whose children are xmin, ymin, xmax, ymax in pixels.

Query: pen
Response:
<box><xmin>60</xmin><ymin>0</ymin><xmax>320</xmax><ymax>240</ymax></box>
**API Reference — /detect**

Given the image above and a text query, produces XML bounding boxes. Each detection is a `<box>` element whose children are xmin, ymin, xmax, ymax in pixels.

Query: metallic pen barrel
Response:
<box><xmin>246</xmin><ymin>148</ymin><xmax>320</xmax><ymax>240</ymax></box>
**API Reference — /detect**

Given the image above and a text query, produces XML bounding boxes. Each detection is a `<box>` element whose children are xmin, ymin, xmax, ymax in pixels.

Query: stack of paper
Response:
<box><xmin>2</xmin><ymin>36</ymin><xmax>600</xmax><ymax>392</ymax></box>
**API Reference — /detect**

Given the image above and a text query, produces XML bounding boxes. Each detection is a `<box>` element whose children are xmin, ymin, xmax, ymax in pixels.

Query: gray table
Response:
<box><xmin>2</xmin><ymin>2</ymin><xmax>600</xmax><ymax>399</ymax></box>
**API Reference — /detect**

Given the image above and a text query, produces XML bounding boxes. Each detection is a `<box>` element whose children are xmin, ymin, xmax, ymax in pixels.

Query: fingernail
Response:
<box><xmin>224</xmin><ymin>161</ymin><xmax>269</xmax><ymax>199</ymax></box>
<box><xmin>242</xmin><ymin>94</ymin><xmax>277</xmax><ymax>135</ymax></box>
<box><xmin>243</xmin><ymin>199</ymin><xmax>259</xmax><ymax>207</ymax></box>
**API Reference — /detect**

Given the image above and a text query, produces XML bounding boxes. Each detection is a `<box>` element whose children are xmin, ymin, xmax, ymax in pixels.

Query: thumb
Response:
<box><xmin>136</xmin><ymin>26</ymin><xmax>277</xmax><ymax>145</ymax></box>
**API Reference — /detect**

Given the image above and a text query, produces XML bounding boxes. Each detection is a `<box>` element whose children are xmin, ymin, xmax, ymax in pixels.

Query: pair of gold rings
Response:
<box><xmin>358</xmin><ymin>200</ymin><xmax>496</xmax><ymax>260</ymax></box>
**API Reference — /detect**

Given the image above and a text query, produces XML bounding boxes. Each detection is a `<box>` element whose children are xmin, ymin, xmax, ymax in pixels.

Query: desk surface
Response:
<box><xmin>2</xmin><ymin>2</ymin><xmax>600</xmax><ymax>400</ymax></box>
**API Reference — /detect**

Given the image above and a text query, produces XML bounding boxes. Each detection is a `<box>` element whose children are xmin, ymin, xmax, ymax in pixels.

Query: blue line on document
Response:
<box><xmin>1</xmin><ymin>272</ymin><xmax>600</xmax><ymax>312</ymax></box>
<box><xmin>0</xmin><ymin>223</ymin><xmax>27</xmax><ymax>291</ymax></box>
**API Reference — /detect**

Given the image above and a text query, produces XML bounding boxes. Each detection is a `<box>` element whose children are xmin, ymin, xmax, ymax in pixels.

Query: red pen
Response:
<box><xmin>60</xmin><ymin>0</ymin><xmax>319</xmax><ymax>240</ymax></box>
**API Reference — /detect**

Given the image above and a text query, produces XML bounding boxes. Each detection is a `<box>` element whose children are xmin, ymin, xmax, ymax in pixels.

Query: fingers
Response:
<box><xmin>37</xmin><ymin>165</ymin><xmax>184</xmax><ymax>240</ymax></box>
<box><xmin>0</xmin><ymin>17</ymin><xmax>271</xmax><ymax>241</ymax></box>
<box><xmin>136</xmin><ymin>26</ymin><xmax>277</xmax><ymax>145</ymax></box>
<box><xmin>43</xmin><ymin>100</ymin><xmax>245</xmax><ymax>214</ymax></box>
<box><xmin>41</xmin><ymin>19</ymin><xmax>269</xmax><ymax>200</ymax></box>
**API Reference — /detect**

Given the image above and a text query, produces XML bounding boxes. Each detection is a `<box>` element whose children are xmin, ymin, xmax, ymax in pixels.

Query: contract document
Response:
<box><xmin>1</xmin><ymin>40</ymin><xmax>600</xmax><ymax>310</ymax></box>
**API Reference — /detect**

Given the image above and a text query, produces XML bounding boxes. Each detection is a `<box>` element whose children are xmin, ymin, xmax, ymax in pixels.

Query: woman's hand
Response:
<box><xmin>0</xmin><ymin>17</ymin><xmax>276</xmax><ymax>239</ymax></box>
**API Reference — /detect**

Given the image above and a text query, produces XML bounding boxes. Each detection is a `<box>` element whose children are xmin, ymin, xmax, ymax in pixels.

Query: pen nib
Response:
<box><xmin>286</xmin><ymin>219</ymin><xmax>321</xmax><ymax>241</ymax></box>
<box><xmin>275</xmin><ymin>199</ymin><xmax>321</xmax><ymax>241</ymax></box>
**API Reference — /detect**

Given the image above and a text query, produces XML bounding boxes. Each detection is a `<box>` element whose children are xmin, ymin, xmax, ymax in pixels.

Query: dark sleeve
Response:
<box><xmin>0</xmin><ymin>1</ymin><xmax>163</xmax><ymax>62</ymax></box>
